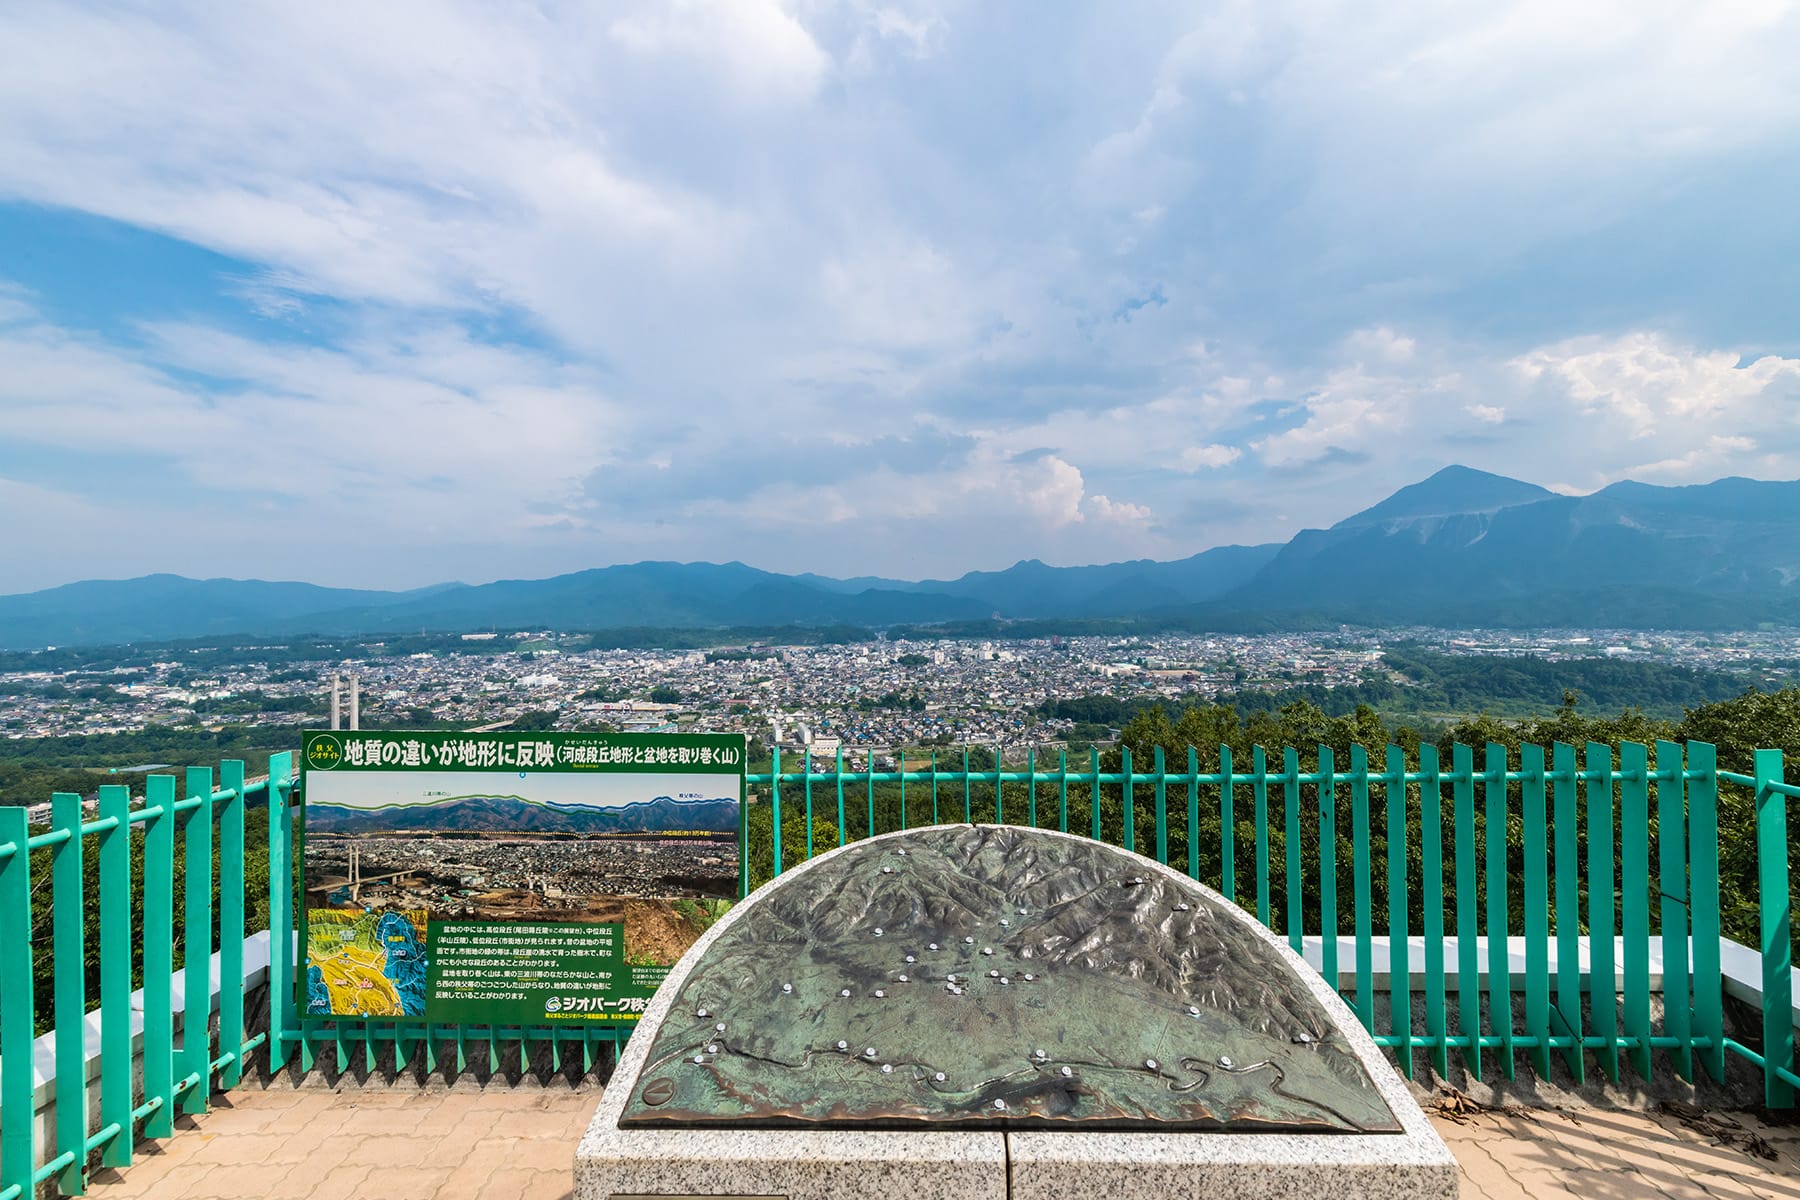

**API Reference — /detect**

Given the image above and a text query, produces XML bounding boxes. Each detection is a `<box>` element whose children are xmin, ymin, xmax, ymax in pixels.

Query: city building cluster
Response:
<box><xmin>3</xmin><ymin>627</ymin><xmax>1793</xmax><ymax>757</ymax></box>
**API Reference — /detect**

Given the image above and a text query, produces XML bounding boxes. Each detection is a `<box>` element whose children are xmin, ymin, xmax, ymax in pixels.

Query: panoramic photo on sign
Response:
<box><xmin>298</xmin><ymin>730</ymin><xmax>745</xmax><ymax>1025</ymax></box>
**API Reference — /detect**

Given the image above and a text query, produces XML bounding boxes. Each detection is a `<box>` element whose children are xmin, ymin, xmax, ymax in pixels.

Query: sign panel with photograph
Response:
<box><xmin>298</xmin><ymin>729</ymin><xmax>745</xmax><ymax>1025</ymax></box>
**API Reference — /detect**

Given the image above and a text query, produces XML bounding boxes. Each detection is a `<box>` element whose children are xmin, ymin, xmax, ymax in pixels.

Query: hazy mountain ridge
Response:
<box><xmin>305</xmin><ymin>793</ymin><xmax>740</xmax><ymax>834</ymax></box>
<box><xmin>6</xmin><ymin>468</ymin><xmax>1800</xmax><ymax>647</ymax></box>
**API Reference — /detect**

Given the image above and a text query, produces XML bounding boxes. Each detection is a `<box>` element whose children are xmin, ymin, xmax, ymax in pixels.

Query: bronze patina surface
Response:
<box><xmin>618</xmin><ymin>824</ymin><xmax>1401</xmax><ymax>1133</ymax></box>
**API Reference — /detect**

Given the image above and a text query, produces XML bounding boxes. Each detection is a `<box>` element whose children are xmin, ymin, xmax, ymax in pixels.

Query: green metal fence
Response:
<box><xmin>752</xmin><ymin>740</ymin><xmax>1797</xmax><ymax>1105</ymax></box>
<box><xmin>1</xmin><ymin>759</ymin><xmax>280</xmax><ymax>1200</ymax></box>
<box><xmin>1</xmin><ymin>737</ymin><xmax>1795</xmax><ymax>1199</ymax></box>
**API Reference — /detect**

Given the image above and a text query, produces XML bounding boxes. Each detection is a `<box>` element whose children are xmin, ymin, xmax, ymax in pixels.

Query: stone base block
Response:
<box><xmin>573</xmin><ymin>1124</ymin><xmax>1006</xmax><ymax>1200</ymax></box>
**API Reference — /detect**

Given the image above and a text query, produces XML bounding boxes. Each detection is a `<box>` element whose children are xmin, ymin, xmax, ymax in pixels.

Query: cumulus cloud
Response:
<box><xmin>1</xmin><ymin>3</ymin><xmax>1798</xmax><ymax>587</ymax></box>
<box><xmin>1178</xmin><ymin>443</ymin><xmax>1243</xmax><ymax>471</ymax></box>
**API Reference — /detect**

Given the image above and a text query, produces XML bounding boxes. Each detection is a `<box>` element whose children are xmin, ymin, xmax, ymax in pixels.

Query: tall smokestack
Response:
<box><xmin>330</xmin><ymin>675</ymin><xmax>342</xmax><ymax>731</ymax></box>
<box><xmin>349</xmin><ymin>675</ymin><xmax>360</xmax><ymax>731</ymax></box>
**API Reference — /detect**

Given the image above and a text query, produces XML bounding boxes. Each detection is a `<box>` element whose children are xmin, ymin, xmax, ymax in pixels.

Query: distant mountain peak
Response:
<box><xmin>1333</xmin><ymin>465</ymin><xmax>1554</xmax><ymax>529</ymax></box>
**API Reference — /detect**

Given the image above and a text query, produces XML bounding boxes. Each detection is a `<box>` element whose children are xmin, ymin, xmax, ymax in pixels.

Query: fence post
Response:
<box><xmin>218</xmin><ymin>762</ymin><xmax>247</xmax><ymax>1090</ymax></box>
<box><xmin>1453</xmin><ymin>743</ymin><xmax>1480</xmax><ymax>1078</ymax></box>
<box><xmin>1687</xmin><ymin>741</ymin><xmax>1724</xmax><ymax>1084</ymax></box>
<box><xmin>1752</xmin><ymin>748</ymin><xmax>1795</xmax><ymax>1109</ymax></box>
<box><xmin>1385</xmin><ymin>744</ymin><xmax>1413</xmax><ymax>1079</ymax></box>
<box><xmin>1215</xmin><ymin>745</ymin><xmax>1230</xmax><ymax>896</ymax></box>
<box><xmin>1283</xmin><ymin>746</ymin><xmax>1301</xmax><ymax>954</ymax></box>
<box><xmin>1121</xmin><ymin>745</ymin><xmax>1134</xmax><ymax>854</ymax></box>
<box><xmin>770</xmin><ymin>746</ymin><xmax>783</xmax><ymax>878</ymax></box>
<box><xmin>1153</xmin><ymin>746</ymin><xmax>1167</xmax><ymax>866</ymax></box>
<box><xmin>1418</xmin><ymin>745</ymin><xmax>1446</xmax><ymax>1078</ymax></box>
<box><xmin>1350</xmin><ymin>745</ymin><xmax>1372</xmax><ymax>1032</ymax></box>
<box><xmin>1319</xmin><ymin>746</ymin><xmax>1337</xmax><ymax>990</ymax></box>
<box><xmin>1521</xmin><ymin>744</ymin><xmax>1552</xmax><ymax>1082</ymax></box>
<box><xmin>1484</xmin><ymin>743</ymin><xmax>1514</xmax><ymax>1081</ymax></box>
<box><xmin>1551</xmin><ymin>742</ymin><xmax>1585</xmax><ymax>1084</ymax></box>
<box><xmin>1655</xmin><ymin>740</ymin><xmax>1692</xmax><ymax>1083</ymax></box>
<box><xmin>52</xmin><ymin>793</ymin><xmax>89</xmax><ymax>1193</ymax></box>
<box><xmin>1586</xmin><ymin>742</ymin><xmax>1620</xmax><ymax>1082</ymax></box>
<box><xmin>266</xmin><ymin>753</ymin><xmax>295</xmax><ymax>1078</ymax></box>
<box><xmin>181</xmin><ymin>767</ymin><xmax>214</xmax><ymax>1114</ymax></box>
<box><xmin>0</xmin><ymin>806</ymin><xmax>32</xmax><ymax>1200</ymax></box>
<box><xmin>1253</xmin><ymin>746</ymin><xmax>1270</xmax><ymax>927</ymax></box>
<box><xmin>98</xmin><ymin>785</ymin><xmax>133</xmax><ymax>1169</ymax></box>
<box><xmin>143</xmin><ymin>774</ymin><xmax>177</xmax><ymax>1137</ymax></box>
<box><xmin>836</xmin><ymin>746</ymin><xmax>847</xmax><ymax>846</ymax></box>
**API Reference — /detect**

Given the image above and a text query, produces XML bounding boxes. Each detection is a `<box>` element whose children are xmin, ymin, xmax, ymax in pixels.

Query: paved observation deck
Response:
<box><xmin>71</xmin><ymin>1082</ymin><xmax>1798</xmax><ymax>1200</ymax></box>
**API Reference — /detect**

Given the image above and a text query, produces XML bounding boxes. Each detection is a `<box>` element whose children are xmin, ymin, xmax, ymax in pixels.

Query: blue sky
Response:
<box><xmin>2</xmin><ymin>1</ymin><xmax>1798</xmax><ymax>593</ymax></box>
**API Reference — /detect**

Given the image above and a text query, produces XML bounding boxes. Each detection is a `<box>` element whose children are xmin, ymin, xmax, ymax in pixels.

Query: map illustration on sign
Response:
<box><xmin>306</xmin><ymin>908</ymin><xmax>430</xmax><ymax>1017</ymax></box>
<box><xmin>299</xmin><ymin>730</ymin><xmax>745</xmax><ymax>1024</ymax></box>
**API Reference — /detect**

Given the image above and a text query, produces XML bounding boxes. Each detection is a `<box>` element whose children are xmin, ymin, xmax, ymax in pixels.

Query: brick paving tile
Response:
<box><xmin>472</xmin><ymin>1166</ymin><xmax>543</xmax><ymax>1200</ymax></box>
<box><xmin>342</xmin><ymin>1133</ymin><xmax>453</xmax><ymax>1168</ymax></box>
<box><xmin>518</xmin><ymin>1169</ymin><xmax>575</xmax><ymax>1200</ymax></box>
<box><xmin>79</xmin><ymin>1083</ymin><xmax>1800</xmax><ymax>1200</ymax></box>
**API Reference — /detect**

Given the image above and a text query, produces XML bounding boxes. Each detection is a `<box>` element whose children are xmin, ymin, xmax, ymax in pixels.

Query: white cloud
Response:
<box><xmin>1512</xmin><ymin>333</ymin><xmax>1800</xmax><ymax>438</ymax></box>
<box><xmin>1088</xmin><ymin>494</ymin><xmax>1152</xmax><ymax>523</ymax></box>
<box><xmin>2</xmin><ymin>4</ymin><xmax>1799</xmax><ymax>585</ymax></box>
<box><xmin>1178</xmin><ymin>443</ymin><xmax>1243</xmax><ymax>471</ymax></box>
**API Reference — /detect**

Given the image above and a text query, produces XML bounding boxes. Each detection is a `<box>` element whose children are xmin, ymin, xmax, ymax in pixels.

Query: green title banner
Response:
<box><xmin>304</xmin><ymin>728</ymin><xmax>744</xmax><ymax>774</ymax></box>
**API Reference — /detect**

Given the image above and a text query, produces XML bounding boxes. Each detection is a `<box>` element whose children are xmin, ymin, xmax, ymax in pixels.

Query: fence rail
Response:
<box><xmin>1</xmin><ymin>737</ymin><xmax>1795</xmax><ymax>1199</ymax></box>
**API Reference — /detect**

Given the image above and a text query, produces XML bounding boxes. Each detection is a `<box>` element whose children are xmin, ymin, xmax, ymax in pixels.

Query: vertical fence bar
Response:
<box><xmin>1121</xmin><ymin>746</ymin><xmax>1134</xmax><ymax>854</ymax></box>
<box><xmin>1319</xmin><ymin>747</ymin><xmax>1337</xmax><ymax>989</ymax></box>
<box><xmin>98</xmin><ymin>785</ymin><xmax>133</xmax><ymax>1168</ymax></box>
<box><xmin>1153</xmin><ymin>746</ymin><xmax>1167</xmax><ymax>866</ymax></box>
<box><xmin>1521</xmin><ymin>744</ymin><xmax>1551</xmax><ymax>1081</ymax></box>
<box><xmin>992</xmin><ymin>745</ymin><xmax>1004</xmax><ymax>825</ymax></box>
<box><xmin>1027</xmin><ymin>748</ymin><xmax>1037</xmax><ymax>829</ymax></box>
<box><xmin>0</xmin><ymin>807</ymin><xmax>32</xmax><ymax>1200</ymax></box>
<box><xmin>804</xmin><ymin>750</ymin><xmax>814</xmax><ymax>859</ymax></box>
<box><xmin>218</xmin><ymin>762</ymin><xmax>246</xmax><ymax>1089</ymax></box>
<box><xmin>266</xmin><ymin>753</ymin><xmax>295</xmax><ymax>1078</ymax></box>
<box><xmin>1186</xmin><ymin>746</ymin><xmax>1202</xmax><ymax>882</ymax></box>
<box><xmin>1421</xmin><ymin>744</ymin><xmax>1447</xmax><ymax>1079</ymax></box>
<box><xmin>1350</xmin><ymin>746</ymin><xmax>1372</xmax><ymax>1031</ymax></box>
<box><xmin>1284</xmin><ymin>746</ymin><xmax>1301</xmax><ymax>953</ymax></box>
<box><xmin>931</xmin><ymin>751</ymin><xmax>940</xmax><ymax>826</ymax></box>
<box><xmin>1586</xmin><ymin>742</ymin><xmax>1620</xmax><ymax>1082</ymax></box>
<box><xmin>1254</xmin><ymin>746</ymin><xmax>1270</xmax><ymax>927</ymax></box>
<box><xmin>1058</xmin><ymin>750</ymin><xmax>1069</xmax><ymax>833</ymax></box>
<box><xmin>836</xmin><ymin>747</ymin><xmax>847</xmax><ymax>846</ymax></box>
<box><xmin>1385</xmin><ymin>745</ymin><xmax>1413</xmax><ymax>1079</ymax></box>
<box><xmin>1552</xmin><ymin>742</ymin><xmax>1585</xmax><ymax>1084</ymax></box>
<box><xmin>182</xmin><ymin>766</ymin><xmax>214</xmax><ymax>1114</ymax></box>
<box><xmin>866</xmin><ymin>749</ymin><xmax>875</xmax><ymax>837</ymax></box>
<box><xmin>52</xmin><ymin>793</ymin><xmax>88</xmax><ymax>1193</ymax></box>
<box><xmin>1752</xmin><ymin>748</ymin><xmax>1795</xmax><ymax>1108</ymax></box>
<box><xmin>1453</xmin><ymin>743</ymin><xmax>1480</xmax><ymax>1078</ymax></box>
<box><xmin>1655</xmin><ymin>740</ymin><xmax>1692</xmax><ymax>1083</ymax></box>
<box><xmin>964</xmin><ymin>749</ymin><xmax>974</xmax><ymax>826</ymax></box>
<box><xmin>770</xmin><ymin>747</ymin><xmax>783</xmax><ymax>878</ymax></box>
<box><xmin>1089</xmin><ymin>748</ymin><xmax>1101</xmax><ymax>841</ymax></box>
<box><xmin>899</xmin><ymin>747</ymin><xmax>908</xmax><ymax>831</ymax></box>
<box><xmin>1620</xmin><ymin>742</ymin><xmax>1653</xmax><ymax>1082</ymax></box>
<box><xmin>143</xmin><ymin>773</ymin><xmax>176</xmax><ymax>1136</ymax></box>
<box><xmin>1687</xmin><ymin>741</ymin><xmax>1724</xmax><ymax>1084</ymax></box>
<box><xmin>1483</xmin><ymin>743</ymin><xmax>1513</xmax><ymax>1080</ymax></box>
<box><xmin>1217</xmin><ymin>745</ymin><xmax>1232</xmax><ymax>898</ymax></box>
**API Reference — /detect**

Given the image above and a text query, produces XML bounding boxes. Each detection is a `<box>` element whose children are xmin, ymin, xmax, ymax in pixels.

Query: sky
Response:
<box><xmin>2</xmin><ymin>1</ymin><xmax>1799</xmax><ymax>594</ymax></box>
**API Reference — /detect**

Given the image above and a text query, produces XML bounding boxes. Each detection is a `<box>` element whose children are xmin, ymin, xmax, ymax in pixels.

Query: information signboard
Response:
<box><xmin>298</xmin><ymin>729</ymin><xmax>745</xmax><ymax>1026</ymax></box>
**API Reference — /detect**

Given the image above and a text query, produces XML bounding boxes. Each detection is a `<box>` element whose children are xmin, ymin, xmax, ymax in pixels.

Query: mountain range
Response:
<box><xmin>6</xmin><ymin>466</ymin><xmax>1799</xmax><ymax>648</ymax></box>
<box><xmin>304</xmin><ymin>794</ymin><xmax>741</xmax><ymax>835</ymax></box>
